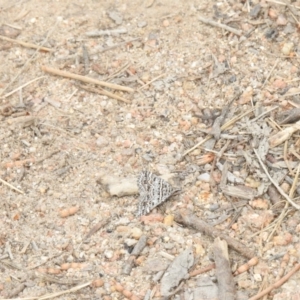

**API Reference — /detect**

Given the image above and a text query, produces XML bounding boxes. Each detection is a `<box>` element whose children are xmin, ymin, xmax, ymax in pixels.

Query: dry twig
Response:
<box><xmin>249</xmin><ymin>263</ymin><xmax>300</xmax><ymax>300</ymax></box>
<box><xmin>198</xmin><ymin>16</ymin><xmax>243</xmax><ymax>36</ymax></box>
<box><xmin>78</xmin><ymin>84</ymin><xmax>131</xmax><ymax>103</ymax></box>
<box><xmin>1</xmin><ymin>76</ymin><xmax>46</xmax><ymax>99</ymax></box>
<box><xmin>175</xmin><ymin>209</ymin><xmax>255</xmax><ymax>259</ymax></box>
<box><xmin>83</xmin><ymin>217</ymin><xmax>110</xmax><ymax>241</ymax></box>
<box><xmin>122</xmin><ymin>235</ymin><xmax>147</xmax><ymax>275</ymax></box>
<box><xmin>0</xmin><ymin>35</ymin><xmax>53</xmax><ymax>52</ymax></box>
<box><xmin>41</xmin><ymin>65</ymin><xmax>134</xmax><ymax>93</ymax></box>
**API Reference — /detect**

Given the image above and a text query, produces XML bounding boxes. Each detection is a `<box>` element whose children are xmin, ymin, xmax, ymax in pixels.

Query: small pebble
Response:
<box><xmin>281</xmin><ymin>43</ymin><xmax>294</xmax><ymax>56</ymax></box>
<box><xmin>104</xmin><ymin>250</ymin><xmax>114</xmax><ymax>259</ymax></box>
<box><xmin>163</xmin><ymin>215</ymin><xmax>174</xmax><ymax>226</ymax></box>
<box><xmin>273</xmin><ymin>232</ymin><xmax>293</xmax><ymax>246</ymax></box>
<box><xmin>124</xmin><ymin>238</ymin><xmax>138</xmax><ymax>247</ymax></box>
<box><xmin>96</xmin><ymin>136</ymin><xmax>109</xmax><ymax>147</ymax></box>
<box><xmin>277</xmin><ymin>14</ymin><xmax>287</xmax><ymax>26</ymax></box>
<box><xmin>162</xmin><ymin>19</ymin><xmax>170</xmax><ymax>27</ymax></box>
<box><xmin>131</xmin><ymin>227</ymin><xmax>143</xmax><ymax>239</ymax></box>
<box><xmin>138</xmin><ymin>21</ymin><xmax>147</xmax><ymax>28</ymax></box>
<box><xmin>197</xmin><ymin>173</ymin><xmax>210</xmax><ymax>182</ymax></box>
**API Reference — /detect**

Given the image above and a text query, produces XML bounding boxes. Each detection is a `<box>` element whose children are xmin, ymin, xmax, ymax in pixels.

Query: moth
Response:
<box><xmin>136</xmin><ymin>170</ymin><xmax>180</xmax><ymax>216</ymax></box>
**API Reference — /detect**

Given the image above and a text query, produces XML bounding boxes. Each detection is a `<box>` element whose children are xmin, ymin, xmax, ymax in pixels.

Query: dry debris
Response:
<box><xmin>1</xmin><ymin>0</ymin><xmax>300</xmax><ymax>299</ymax></box>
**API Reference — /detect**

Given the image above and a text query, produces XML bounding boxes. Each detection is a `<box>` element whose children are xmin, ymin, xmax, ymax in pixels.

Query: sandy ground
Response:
<box><xmin>1</xmin><ymin>0</ymin><xmax>300</xmax><ymax>299</ymax></box>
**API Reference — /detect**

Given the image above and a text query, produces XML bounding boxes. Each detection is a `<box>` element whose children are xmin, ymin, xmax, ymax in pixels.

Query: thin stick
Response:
<box><xmin>283</xmin><ymin>140</ymin><xmax>293</xmax><ymax>176</ymax></box>
<box><xmin>265</xmin><ymin>0</ymin><xmax>300</xmax><ymax>9</ymax></box>
<box><xmin>0</xmin><ymin>35</ymin><xmax>53</xmax><ymax>52</ymax></box>
<box><xmin>0</xmin><ymin>20</ymin><xmax>59</xmax><ymax>96</ymax></box>
<box><xmin>78</xmin><ymin>84</ymin><xmax>131</xmax><ymax>103</ymax></box>
<box><xmin>249</xmin><ymin>263</ymin><xmax>300</xmax><ymax>300</ymax></box>
<box><xmin>189</xmin><ymin>263</ymin><xmax>216</xmax><ymax>277</ymax></box>
<box><xmin>262</xmin><ymin>59</ymin><xmax>279</xmax><ymax>88</ymax></box>
<box><xmin>122</xmin><ymin>235</ymin><xmax>147</xmax><ymax>275</ymax></box>
<box><xmin>175</xmin><ymin>209</ymin><xmax>255</xmax><ymax>259</ymax></box>
<box><xmin>0</xmin><ymin>178</ymin><xmax>24</xmax><ymax>194</ymax></box>
<box><xmin>41</xmin><ymin>65</ymin><xmax>134</xmax><ymax>93</ymax></box>
<box><xmin>253</xmin><ymin>149</ymin><xmax>300</xmax><ymax>209</ymax></box>
<box><xmin>198</xmin><ymin>16</ymin><xmax>243</xmax><ymax>36</ymax></box>
<box><xmin>183</xmin><ymin>108</ymin><xmax>254</xmax><ymax>157</ymax></box>
<box><xmin>1</xmin><ymin>281</ymin><xmax>92</xmax><ymax>300</ymax></box>
<box><xmin>251</xmin><ymin>106</ymin><xmax>278</xmax><ymax>123</ymax></box>
<box><xmin>83</xmin><ymin>217</ymin><xmax>110</xmax><ymax>241</ymax></box>
<box><xmin>138</xmin><ymin>73</ymin><xmax>166</xmax><ymax>91</ymax></box>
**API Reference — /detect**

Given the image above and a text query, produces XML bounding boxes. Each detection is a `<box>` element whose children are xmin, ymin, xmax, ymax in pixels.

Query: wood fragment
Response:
<box><xmin>174</xmin><ymin>209</ymin><xmax>255</xmax><ymax>259</ymax></box>
<box><xmin>41</xmin><ymin>65</ymin><xmax>134</xmax><ymax>93</ymax></box>
<box><xmin>221</xmin><ymin>185</ymin><xmax>257</xmax><ymax>200</ymax></box>
<box><xmin>268</xmin><ymin>120</ymin><xmax>300</xmax><ymax>148</ymax></box>
<box><xmin>160</xmin><ymin>248</ymin><xmax>194</xmax><ymax>297</ymax></box>
<box><xmin>198</xmin><ymin>16</ymin><xmax>243</xmax><ymax>36</ymax></box>
<box><xmin>249</xmin><ymin>263</ymin><xmax>300</xmax><ymax>300</ymax></box>
<box><xmin>0</xmin><ymin>35</ymin><xmax>53</xmax><ymax>52</ymax></box>
<box><xmin>7</xmin><ymin>115</ymin><xmax>35</xmax><ymax>125</ymax></box>
<box><xmin>122</xmin><ymin>235</ymin><xmax>147</xmax><ymax>275</ymax></box>
<box><xmin>213</xmin><ymin>238</ymin><xmax>236</xmax><ymax>300</ymax></box>
<box><xmin>5</xmin><ymin>283</ymin><xmax>25</xmax><ymax>298</ymax></box>
<box><xmin>83</xmin><ymin>218</ymin><xmax>110</xmax><ymax>241</ymax></box>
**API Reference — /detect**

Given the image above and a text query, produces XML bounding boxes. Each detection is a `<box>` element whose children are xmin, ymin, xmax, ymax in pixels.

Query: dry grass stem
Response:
<box><xmin>138</xmin><ymin>73</ymin><xmax>166</xmax><ymax>90</ymax></box>
<box><xmin>183</xmin><ymin>108</ymin><xmax>254</xmax><ymax>157</ymax></box>
<box><xmin>78</xmin><ymin>84</ymin><xmax>131</xmax><ymax>103</ymax></box>
<box><xmin>0</xmin><ymin>20</ymin><xmax>59</xmax><ymax>96</ymax></box>
<box><xmin>0</xmin><ymin>35</ymin><xmax>53</xmax><ymax>52</ymax></box>
<box><xmin>262</xmin><ymin>59</ymin><xmax>279</xmax><ymax>88</ymax></box>
<box><xmin>41</xmin><ymin>65</ymin><xmax>134</xmax><ymax>93</ymax></box>
<box><xmin>253</xmin><ymin>149</ymin><xmax>300</xmax><ymax>209</ymax></box>
<box><xmin>1</xmin><ymin>76</ymin><xmax>46</xmax><ymax>99</ymax></box>
<box><xmin>0</xmin><ymin>177</ymin><xmax>24</xmax><ymax>194</ymax></box>
<box><xmin>249</xmin><ymin>263</ymin><xmax>300</xmax><ymax>300</ymax></box>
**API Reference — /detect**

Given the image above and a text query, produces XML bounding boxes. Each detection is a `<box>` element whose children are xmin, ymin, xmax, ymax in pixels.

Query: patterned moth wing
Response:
<box><xmin>137</xmin><ymin>170</ymin><xmax>180</xmax><ymax>216</ymax></box>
